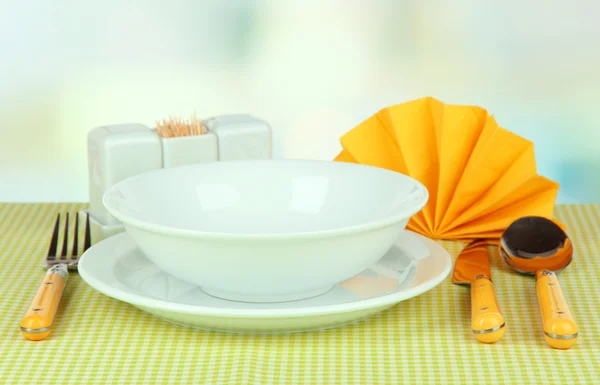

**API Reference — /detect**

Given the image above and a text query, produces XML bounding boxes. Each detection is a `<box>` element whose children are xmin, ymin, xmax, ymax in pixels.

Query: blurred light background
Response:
<box><xmin>0</xmin><ymin>0</ymin><xmax>598</xmax><ymax>203</ymax></box>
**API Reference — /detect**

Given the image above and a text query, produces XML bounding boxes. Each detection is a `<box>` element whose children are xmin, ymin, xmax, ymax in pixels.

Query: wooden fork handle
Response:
<box><xmin>21</xmin><ymin>264</ymin><xmax>68</xmax><ymax>341</ymax></box>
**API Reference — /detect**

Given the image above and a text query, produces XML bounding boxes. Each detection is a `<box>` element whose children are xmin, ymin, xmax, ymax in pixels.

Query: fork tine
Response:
<box><xmin>72</xmin><ymin>212</ymin><xmax>79</xmax><ymax>258</ymax></box>
<box><xmin>47</xmin><ymin>214</ymin><xmax>60</xmax><ymax>261</ymax></box>
<box><xmin>60</xmin><ymin>212</ymin><xmax>69</xmax><ymax>260</ymax></box>
<box><xmin>83</xmin><ymin>212</ymin><xmax>91</xmax><ymax>252</ymax></box>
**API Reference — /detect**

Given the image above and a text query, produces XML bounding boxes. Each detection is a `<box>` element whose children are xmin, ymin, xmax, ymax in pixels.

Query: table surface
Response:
<box><xmin>0</xmin><ymin>203</ymin><xmax>598</xmax><ymax>385</ymax></box>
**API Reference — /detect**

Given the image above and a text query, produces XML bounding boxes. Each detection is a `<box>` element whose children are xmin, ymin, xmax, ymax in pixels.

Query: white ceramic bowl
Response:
<box><xmin>103</xmin><ymin>159</ymin><xmax>428</xmax><ymax>303</ymax></box>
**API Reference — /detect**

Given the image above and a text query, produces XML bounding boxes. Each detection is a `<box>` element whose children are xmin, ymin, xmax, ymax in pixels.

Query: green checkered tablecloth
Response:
<box><xmin>1</xmin><ymin>203</ymin><xmax>599</xmax><ymax>384</ymax></box>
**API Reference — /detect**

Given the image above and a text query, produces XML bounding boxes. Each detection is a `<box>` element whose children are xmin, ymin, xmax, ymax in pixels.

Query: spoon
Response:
<box><xmin>499</xmin><ymin>216</ymin><xmax>578</xmax><ymax>349</ymax></box>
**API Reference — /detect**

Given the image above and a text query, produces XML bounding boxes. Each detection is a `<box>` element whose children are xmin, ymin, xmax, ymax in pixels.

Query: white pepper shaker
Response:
<box><xmin>204</xmin><ymin>114</ymin><xmax>272</xmax><ymax>160</ymax></box>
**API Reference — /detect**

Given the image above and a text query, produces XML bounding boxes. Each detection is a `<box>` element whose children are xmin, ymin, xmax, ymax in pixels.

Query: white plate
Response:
<box><xmin>78</xmin><ymin>230</ymin><xmax>451</xmax><ymax>334</ymax></box>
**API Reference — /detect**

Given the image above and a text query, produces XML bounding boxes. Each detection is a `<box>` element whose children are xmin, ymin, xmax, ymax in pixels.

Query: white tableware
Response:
<box><xmin>78</xmin><ymin>230</ymin><xmax>451</xmax><ymax>334</ymax></box>
<box><xmin>86</xmin><ymin>114</ymin><xmax>272</xmax><ymax>244</ymax></box>
<box><xmin>102</xmin><ymin>159</ymin><xmax>429</xmax><ymax>303</ymax></box>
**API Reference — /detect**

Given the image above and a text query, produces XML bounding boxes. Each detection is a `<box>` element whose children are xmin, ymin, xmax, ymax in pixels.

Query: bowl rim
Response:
<box><xmin>102</xmin><ymin>159</ymin><xmax>429</xmax><ymax>240</ymax></box>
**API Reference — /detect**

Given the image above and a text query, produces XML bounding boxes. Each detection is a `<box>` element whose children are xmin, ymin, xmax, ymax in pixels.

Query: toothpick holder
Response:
<box><xmin>86</xmin><ymin>114</ymin><xmax>272</xmax><ymax>243</ymax></box>
<box><xmin>161</xmin><ymin>133</ymin><xmax>218</xmax><ymax>169</ymax></box>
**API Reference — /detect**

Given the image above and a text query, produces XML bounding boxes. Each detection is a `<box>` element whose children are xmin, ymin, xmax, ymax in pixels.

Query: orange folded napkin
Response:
<box><xmin>334</xmin><ymin>96</ymin><xmax>559</xmax><ymax>242</ymax></box>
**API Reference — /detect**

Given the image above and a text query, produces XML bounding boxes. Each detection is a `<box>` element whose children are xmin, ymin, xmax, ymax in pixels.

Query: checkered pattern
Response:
<box><xmin>0</xmin><ymin>203</ymin><xmax>598</xmax><ymax>384</ymax></box>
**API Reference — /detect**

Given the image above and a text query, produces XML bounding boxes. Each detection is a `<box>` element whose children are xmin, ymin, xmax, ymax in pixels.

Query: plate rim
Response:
<box><xmin>78</xmin><ymin>230</ymin><xmax>452</xmax><ymax>319</ymax></box>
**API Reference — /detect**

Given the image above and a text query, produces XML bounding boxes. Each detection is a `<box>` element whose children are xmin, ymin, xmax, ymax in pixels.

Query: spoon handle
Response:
<box><xmin>536</xmin><ymin>270</ymin><xmax>578</xmax><ymax>349</ymax></box>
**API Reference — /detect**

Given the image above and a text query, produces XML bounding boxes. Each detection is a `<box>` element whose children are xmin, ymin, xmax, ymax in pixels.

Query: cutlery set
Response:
<box><xmin>500</xmin><ymin>216</ymin><xmax>577</xmax><ymax>349</ymax></box>
<box><xmin>453</xmin><ymin>216</ymin><xmax>578</xmax><ymax>349</ymax></box>
<box><xmin>22</xmin><ymin>210</ymin><xmax>578</xmax><ymax>348</ymax></box>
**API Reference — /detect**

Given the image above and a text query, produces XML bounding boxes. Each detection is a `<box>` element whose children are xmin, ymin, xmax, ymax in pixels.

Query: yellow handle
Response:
<box><xmin>536</xmin><ymin>270</ymin><xmax>578</xmax><ymax>349</ymax></box>
<box><xmin>20</xmin><ymin>265</ymin><xmax>68</xmax><ymax>341</ymax></box>
<box><xmin>471</xmin><ymin>276</ymin><xmax>506</xmax><ymax>343</ymax></box>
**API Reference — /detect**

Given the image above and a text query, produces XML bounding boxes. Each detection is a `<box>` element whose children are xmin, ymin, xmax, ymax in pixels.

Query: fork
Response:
<box><xmin>44</xmin><ymin>212</ymin><xmax>91</xmax><ymax>270</ymax></box>
<box><xmin>20</xmin><ymin>213</ymin><xmax>91</xmax><ymax>341</ymax></box>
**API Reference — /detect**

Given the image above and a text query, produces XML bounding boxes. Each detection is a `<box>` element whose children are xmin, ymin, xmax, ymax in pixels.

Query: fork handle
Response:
<box><xmin>21</xmin><ymin>264</ymin><xmax>68</xmax><ymax>341</ymax></box>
